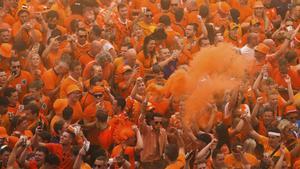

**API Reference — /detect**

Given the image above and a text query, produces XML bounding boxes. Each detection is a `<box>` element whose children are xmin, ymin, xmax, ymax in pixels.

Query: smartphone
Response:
<box><xmin>141</xmin><ymin>7</ymin><xmax>147</xmax><ymax>13</ymax></box>
<box><xmin>287</xmin><ymin>26</ymin><xmax>294</xmax><ymax>31</ymax></box>
<box><xmin>20</xmin><ymin>135</ymin><xmax>28</xmax><ymax>146</ymax></box>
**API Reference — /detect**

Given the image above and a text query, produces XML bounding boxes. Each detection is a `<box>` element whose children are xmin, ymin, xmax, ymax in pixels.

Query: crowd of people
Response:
<box><xmin>0</xmin><ymin>0</ymin><xmax>300</xmax><ymax>168</ymax></box>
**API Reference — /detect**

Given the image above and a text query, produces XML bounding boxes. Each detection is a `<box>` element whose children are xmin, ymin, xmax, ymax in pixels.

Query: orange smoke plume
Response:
<box><xmin>164</xmin><ymin>43</ymin><xmax>249</xmax><ymax>123</ymax></box>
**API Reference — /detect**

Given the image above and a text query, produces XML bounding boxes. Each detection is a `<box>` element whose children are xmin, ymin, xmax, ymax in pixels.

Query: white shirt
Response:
<box><xmin>240</xmin><ymin>45</ymin><xmax>255</xmax><ymax>60</ymax></box>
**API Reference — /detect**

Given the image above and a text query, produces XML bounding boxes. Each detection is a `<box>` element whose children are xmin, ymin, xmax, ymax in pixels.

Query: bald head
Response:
<box><xmin>91</xmin><ymin>40</ymin><xmax>102</xmax><ymax>56</ymax></box>
<box><xmin>263</xmin><ymin>39</ymin><xmax>276</xmax><ymax>53</ymax></box>
<box><xmin>247</xmin><ymin>32</ymin><xmax>259</xmax><ymax>47</ymax></box>
<box><xmin>125</xmin><ymin>48</ymin><xmax>137</xmax><ymax>65</ymax></box>
<box><xmin>186</xmin><ymin>0</ymin><xmax>197</xmax><ymax>11</ymax></box>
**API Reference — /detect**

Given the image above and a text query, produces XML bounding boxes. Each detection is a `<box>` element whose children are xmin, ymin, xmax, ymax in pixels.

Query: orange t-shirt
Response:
<box><xmin>111</xmin><ymin>145</ymin><xmax>136</xmax><ymax>169</ymax></box>
<box><xmin>83</xmin><ymin>101</ymin><xmax>113</xmax><ymax>122</ymax></box>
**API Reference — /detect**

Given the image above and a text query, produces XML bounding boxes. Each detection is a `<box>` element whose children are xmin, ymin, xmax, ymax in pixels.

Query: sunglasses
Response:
<box><xmin>171</xmin><ymin>3</ymin><xmax>178</xmax><ymax>6</ymax></box>
<box><xmin>93</xmin><ymin>94</ymin><xmax>103</xmax><ymax>98</ymax></box>
<box><xmin>145</xmin><ymin>14</ymin><xmax>153</xmax><ymax>17</ymax></box>
<box><xmin>12</xmin><ymin>65</ymin><xmax>21</xmax><ymax>68</ymax></box>
<box><xmin>78</xmin><ymin>35</ymin><xmax>87</xmax><ymax>38</ymax></box>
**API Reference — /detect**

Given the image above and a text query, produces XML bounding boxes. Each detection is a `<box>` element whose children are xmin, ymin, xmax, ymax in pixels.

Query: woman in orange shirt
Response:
<box><xmin>137</xmin><ymin>35</ymin><xmax>158</xmax><ymax>73</ymax></box>
<box><xmin>26</xmin><ymin>53</ymin><xmax>47</xmax><ymax>80</ymax></box>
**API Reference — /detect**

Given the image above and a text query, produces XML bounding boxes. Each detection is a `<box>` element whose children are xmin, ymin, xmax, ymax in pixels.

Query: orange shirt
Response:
<box><xmin>74</xmin><ymin>42</ymin><xmax>92</xmax><ymax>59</ymax></box>
<box><xmin>8</xmin><ymin>70</ymin><xmax>33</xmax><ymax>102</ymax></box>
<box><xmin>258</xmin><ymin>135</ymin><xmax>291</xmax><ymax>166</ymax></box>
<box><xmin>137</xmin><ymin>51</ymin><xmax>156</xmax><ymax>69</ymax></box>
<box><xmin>114</xmin><ymin>18</ymin><xmax>133</xmax><ymax>48</ymax></box>
<box><xmin>45</xmin><ymin>143</ymin><xmax>73</xmax><ymax>169</ymax></box>
<box><xmin>59</xmin><ymin>76</ymin><xmax>83</xmax><ymax>98</ymax></box>
<box><xmin>53</xmin><ymin>98</ymin><xmax>83</xmax><ymax>123</ymax></box>
<box><xmin>41</xmin><ymin>68</ymin><xmax>62</xmax><ymax>96</ymax></box>
<box><xmin>224</xmin><ymin>153</ymin><xmax>258</xmax><ymax>168</ymax></box>
<box><xmin>111</xmin><ymin>145</ymin><xmax>136</xmax><ymax>169</ymax></box>
<box><xmin>83</xmin><ymin>101</ymin><xmax>113</xmax><ymax>122</ymax></box>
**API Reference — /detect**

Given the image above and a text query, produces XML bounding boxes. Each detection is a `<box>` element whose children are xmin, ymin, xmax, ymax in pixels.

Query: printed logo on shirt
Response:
<box><xmin>21</xmin><ymin>79</ymin><xmax>27</xmax><ymax>85</ymax></box>
<box><xmin>41</xmin><ymin>103</ymin><xmax>47</xmax><ymax>110</ymax></box>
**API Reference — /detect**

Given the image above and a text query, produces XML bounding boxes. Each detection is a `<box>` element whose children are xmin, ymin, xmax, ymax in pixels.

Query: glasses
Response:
<box><xmin>78</xmin><ymin>35</ymin><xmax>87</xmax><ymax>38</ymax></box>
<box><xmin>145</xmin><ymin>14</ymin><xmax>153</xmax><ymax>17</ymax></box>
<box><xmin>93</xmin><ymin>94</ymin><xmax>103</xmax><ymax>98</ymax></box>
<box><xmin>12</xmin><ymin>65</ymin><xmax>21</xmax><ymax>68</ymax></box>
<box><xmin>171</xmin><ymin>3</ymin><xmax>178</xmax><ymax>6</ymax></box>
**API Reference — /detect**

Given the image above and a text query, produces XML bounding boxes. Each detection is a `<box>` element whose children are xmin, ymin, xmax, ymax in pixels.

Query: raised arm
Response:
<box><xmin>132</xmin><ymin>125</ymin><xmax>143</xmax><ymax>152</ymax></box>
<box><xmin>251</xmin><ymin>97</ymin><xmax>264</xmax><ymax>126</ymax></box>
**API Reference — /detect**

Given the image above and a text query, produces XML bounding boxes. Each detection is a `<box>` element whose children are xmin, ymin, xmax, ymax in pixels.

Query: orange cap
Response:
<box><xmin>0</xmin><ymin>43</ymin><xmax>12</xmax><ymax>58</ymax></box>
<box><xmin>121</xmin><ymin>65</ymin><xmax>133</xmax><ymax>73</ymax></box>
<box><xmin>253</xmin><ymin>1</ymin><xmax>264</xmax><ymax>8</ymax></box>
<box><xmin>285</xmin><ymin>105</ymin><xmax>298</xmax><ymax>115</ymax></box>
<box><xmin>66</xmin><ymin>85</ymin><xmax>81</xmax><ymax>95</ymax></box>
<box><xmin>92</xmin><ymin>86</ymin><xmax>105</xmax><ymax>94</ymax></box>
<box><xmin>218</xmin><ymin>1</ymin><xmax>231</xmax><ymax>14</ymax></box>
<box><xmin>255</xmin><ymin>43</ymin><xmax>270</xmax><ymax>54</ymax></box>
<box><xmin>0</xmin><ymin>127</ymin><xmax>8</xmax><ymax>138</ymax></box>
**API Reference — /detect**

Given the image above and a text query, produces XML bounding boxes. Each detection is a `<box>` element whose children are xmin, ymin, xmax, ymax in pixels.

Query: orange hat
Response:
<box><xmin>53</xmin><ymin>99</ymin><xmax>68</xmax><ymax>115</ymax></box>
<box><xmin>66</xmin><ymin>85</ymin><xmax>81</xmax><ymax>95</ymax></box>
<box><xmin>255</xmin><ymin>43</ymin><xmax>270</xmax><ymax>54</ymax></box>
<box><xmin>121</xmin><ymin>65</ymin><xmax>133</xmax><ymax>73</ymax></box>
<box><xmin>0</xmin><ymin>43</ymin><xmax>12</xmax><ymax>58</ymax></box>
<box><xmin>218</xmin><ymin>1</ymin><xmax>231</xmax><ymax>14</ymax></box>
<box><xmin>7</xmin><ymin>136</ymin><xmax>19</xmax><ymax>149</ymax></box>
<box><xmin>92</xmin><ymin>86</ymin><xmax>105</xmax><ymax>94</ymax></box>
<box><xmin>253</xmin><ymin>1</ymin><xmax>264</xmax><ymax>8</ymax></box>
<box><xmin>119</xmin><ymin>128</ymin><xmax>135</xmax><ymax>142</ymax></box>
<box><xmin>23</xmin><ymin>130</ymin><xmax>33</xmax><ymax>139</ymax></box>
<box><xmin>0</xmin><ymin>127</ymin><xmax>8</xmax><ymax>138</ymax></box>
<box><xmin>285</xmin><ymin>105</ymin><xmax>298</xmax><ymax>115</ymax></box>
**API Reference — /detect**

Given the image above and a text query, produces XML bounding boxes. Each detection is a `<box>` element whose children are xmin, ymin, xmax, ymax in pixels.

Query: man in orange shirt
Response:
<box><xmin>60</xmin><ymin>60</ymin><xmax>83</xmax><ymax>98</ymax></box>
<box><xmin>41</xmin><ymin>59</ymin><xmax>69</xmax><ymax>100</ymax></box>
<box><xmin>83</xmin><ymin>86</ymin><xmax>113</xmax><ymax>123</ymax></box>
<box><xmin>153</xmin><ymin>0</ymin><xmax>175</xmax><ymax>24</ymax></box>
<box><xmin>73</xmin><ymin>28</ymin><xmax>91</xmax><ymax>60</ymax></box>
<box><xmin>183</xmin><ymin>23</ymin><xmax>199</xmax><ymax>54</ymax></box>
<box><xmin>224</xmin><ymin>143</ymin><xmax>259</xmax><ymax>168</ymax></box>
<box><xmin>79</xmin><ymin>40</ymin><xmax>103</xmax><ymax>67</ymax></box>
<box><xmin>158</xmin><ymin>15</ymin><xmax>180</xmax><ymax>49</ymax></box>
<box><xmin>7</xmin><ymin>57</ymin><xmax>33</xmax><ymax>102</ymax></box>
<box><xmin>114</xmin><ymin>3</ymin><xmax>132</xmax><ymax>48</ymax></box>
<box><xmin>32</xmin><ymin>127</ymin><xmax>75</xmax><ymax>169</ymax></box>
